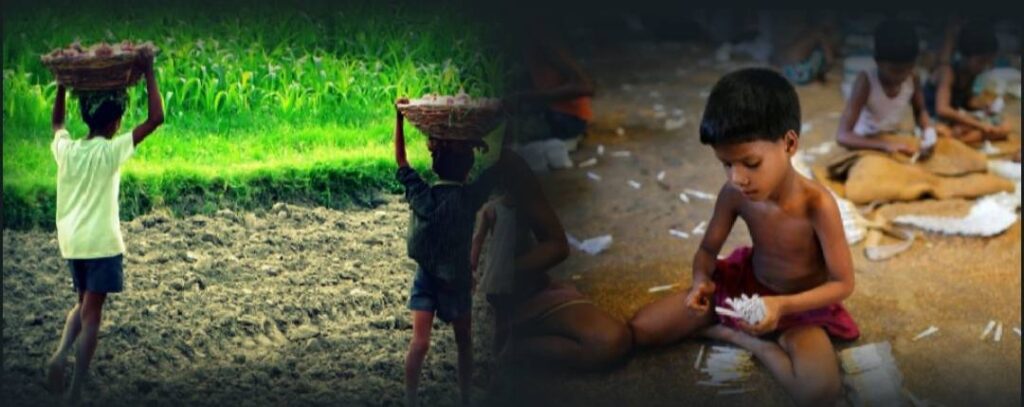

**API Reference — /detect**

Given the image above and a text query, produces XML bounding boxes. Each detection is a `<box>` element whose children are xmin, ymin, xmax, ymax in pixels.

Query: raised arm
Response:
<box><xmin>132</xmin><ymin>49</ymin><xmax>165</xmax><ymax>146</ymax></box>
<box><xmin>394</xmin><ymin>98</ymin><xmax>409</xmax><ymax>168</ymax></box>
<box><xmin>52</xmin><ymin>84</ymin><xmax>67</xmax><ymax>131</ymax></box>
<box><xmin>470</xmin><ymin>203</ymin><xmax>498</xmax><ymax>273</ymax></box>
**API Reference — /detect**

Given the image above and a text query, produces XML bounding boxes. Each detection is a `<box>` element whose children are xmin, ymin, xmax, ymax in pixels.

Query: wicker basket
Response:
<box><xmin>397</xmin><ymin>95</ymin><xmax>503</xmax><ymax>140</ymax></box>
<box><xmin>41</xmin><ymin>41</ymin><xmax>158</xmax><ymax>91</ymax></box>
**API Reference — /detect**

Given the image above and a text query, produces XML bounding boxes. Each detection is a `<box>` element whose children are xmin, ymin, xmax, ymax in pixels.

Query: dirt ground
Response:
<box><xmin>3</xmin><ymin>42</ymin><xmax>1020</xmax><ymax>407</ymax></box>
<box><xmin>512</xmin><ymin>41</ymin><xmax>1022</xmax><ymax>406</ymax></box>
<box><xmin>3</xmin><ymin>200</ymin><xmax>508</xmax><ymax>406</ymax></box>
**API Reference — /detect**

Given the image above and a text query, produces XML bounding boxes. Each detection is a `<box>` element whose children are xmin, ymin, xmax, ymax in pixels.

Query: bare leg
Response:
<box><xmin>506</xmin><ymin>302</ymin><xmax>632</xmax><ymax>372</ymax></box>
<box><xmin>702</xmin><ymin>324</ymin><xmax>841</xmax><ymax>407</ymax></box>
<box><xmin>405</xmin><ymin>311</ymin><xmax>434</xmax><ymax>407</ymax></box>
<box><xmin>47</xmin><ymin>299</ymin><xmax>84</xmax><ymax>394</ymax></box>
<box><xmin>452</xmin><ymin>315</ymin><xmax>473</xmax><ymax>407</ymax></box>
<box><xmin>68</xmin><ymin>291</ymin><xmax>106</xmax><ymax>404</ymax></box>
<box><xmin>628</xmin><ymin>289</ymin><xmax>716</xmax><ymax>347</ymax></box>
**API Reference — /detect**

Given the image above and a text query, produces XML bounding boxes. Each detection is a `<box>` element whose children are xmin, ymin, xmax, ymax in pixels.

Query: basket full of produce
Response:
<box><xmin>397</xmin><ymin>91</ymin><xmax>503</xmax><ymax>140</ymax></box>
<box><xmin>41</xmin><ymin>40</ymin><xmax>158</xmax><ymax>90</ymax></box>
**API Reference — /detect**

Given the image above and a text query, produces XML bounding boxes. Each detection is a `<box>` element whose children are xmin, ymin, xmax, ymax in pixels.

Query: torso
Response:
<box><xmin>854</xmin><ymin>69</ymin><xmax>914</xmax><ymax>135</ymax></box>
<box><xmin>733</xmin><ymin>178</ymin><xmax>830</xmax><ymax>294</ymax></box>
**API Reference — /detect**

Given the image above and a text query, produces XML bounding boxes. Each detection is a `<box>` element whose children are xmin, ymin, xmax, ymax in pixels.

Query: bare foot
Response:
<box><xmin>699</xmin><ymin>324</ymin><xmax>771</xmax><ymax>354</ymax></box>
<box><xmin>46</xmin><ymin>356</ymin><xmax>65</xmax><ymax>395</ymax></box>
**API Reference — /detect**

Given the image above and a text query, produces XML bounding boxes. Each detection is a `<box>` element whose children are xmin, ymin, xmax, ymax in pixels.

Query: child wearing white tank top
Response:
<box><xmin>836</xmin><ymin>20</ymin><xmax>937</xmax><ymax>157</ymax></box>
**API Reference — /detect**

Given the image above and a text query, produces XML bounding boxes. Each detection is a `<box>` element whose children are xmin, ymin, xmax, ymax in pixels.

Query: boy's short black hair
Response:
<box><xmin>958</xmin><ymin>22</ymin><xmax>998</xmax><ymax>57</ymax></box>
<box><xmin>699</xmin><ymin>68</ymin><xmax>801</xmax><ymax>146</ymax></box>
<box><xmin>77</xmin><ymin>89</ymin><xmax>127</xmax><ymax>133</ymax></box>
<box><xmin>430</xmin><ymin>140</ymin><xmax>481</xmax><ymax>181</ymax></box>
<box><xmin>873</xmin><ymin>19</ymin><xmax>919</xmax><ymax>63</ymax></box>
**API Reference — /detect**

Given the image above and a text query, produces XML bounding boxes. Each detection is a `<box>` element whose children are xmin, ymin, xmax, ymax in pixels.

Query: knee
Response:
<box><xmin>627</xmin><ymin>317</ymin><xmax>654</xmax><ymax>348</ymax></box>
<box><xmin>408</xmin><ymin>338</ymin><xmax>430</xmax><ymax>357</ymax></box>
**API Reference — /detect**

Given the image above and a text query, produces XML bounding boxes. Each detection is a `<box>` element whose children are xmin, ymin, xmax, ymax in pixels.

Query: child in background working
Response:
<box><xmin>836</xmin><ymin>19</ymin><xmax>937</xmax><ymax>157</ymax></box>
<box><xmin>394</xmin><ymin>99</ymin><xmax>502</xmax><ymax>407</ymax></box>
<box><xmin>925</xmin><ymin>21</ymin><xmax>1012</xmax><ymax>145</ymax></box>
<box><xmin>46</xmin><ymin>49</ymin><xmax>164</xmax><ymax>404</ymax></box>
<box><xmin>629</xmin><ymin>68</ymin><xmax>857</xmax><ymax>407</ymax></box>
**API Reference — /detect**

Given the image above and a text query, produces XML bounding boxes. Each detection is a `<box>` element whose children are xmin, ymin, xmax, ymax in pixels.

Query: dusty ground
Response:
<box><xmin>3</xmin><ymin>201</ymin><xmax>506</xmax><ymax>406</ymax></box>
<box><xmin>3</xmin><ymin>41</ymin><xmax>1020</xmax><ymax>407</ymax></box>
<box><xmin>513</xmin><ymin>41</ymin><xmax>1022</xmax><ymax>406</ymax></box>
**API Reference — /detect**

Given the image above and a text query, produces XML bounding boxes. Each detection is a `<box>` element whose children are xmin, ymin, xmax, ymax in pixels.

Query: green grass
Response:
<box><xmin>3</xmin><ymin>0</ymin><xmax>508</xmax><ymax>229</ymax></box>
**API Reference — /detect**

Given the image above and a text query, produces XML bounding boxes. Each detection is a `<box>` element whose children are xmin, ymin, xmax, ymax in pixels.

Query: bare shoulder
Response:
<box><xmin>799</xmin><ymin>177</ymin><xmax>840</xmax><ymax>220</ymax></box>
<box><xmin>717</xmin><ymin>182</ymin><xmax>748</xmax><ymax>209</ymax></box>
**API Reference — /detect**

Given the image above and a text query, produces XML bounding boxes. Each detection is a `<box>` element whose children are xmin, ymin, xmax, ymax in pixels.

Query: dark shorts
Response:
<box><xmin>545</xmin><ymin>109</ymin><xmax>588</xmax><ymax>141</ymax></box>
<box><xmin>67</xmin><ymin>254</ymin><xmax>124</xmax><ymax>293</ymax></box>
<box><xmin>408</xmin><ymin>266</ymin><xmax>471</xmax><ymax>323</ymax></box>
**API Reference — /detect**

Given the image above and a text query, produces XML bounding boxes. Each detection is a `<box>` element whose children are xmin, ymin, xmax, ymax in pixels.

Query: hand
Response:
<box><xmin>886</xmin><ymin>142</ymin><xmax>918</xmax><ymax>156</ymax></box>
<box><xmin>136</xmin><ymin>47</ymin><xmax>155</xmax><ymax>73</ymax></box>
<box><xmin>736</xmin><ymin>296</ymin><xmax>783</xmax><ymax>336</ymax></box>
<box><xmin>685</xmin><ymin>280</ymin><xmax>716</xmax><ymax>314</ymax></box>
<box><xmin>395</xmin><ymin>97</ymin><xmax>409</xmax><ymax>117</ymax></box>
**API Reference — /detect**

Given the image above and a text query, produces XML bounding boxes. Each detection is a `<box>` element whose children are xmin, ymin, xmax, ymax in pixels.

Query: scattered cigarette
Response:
<box><xmin>665</xmin><ymin>117</ymin><xmax>686</xmax><ymax>131</ymax></box>
<box><xmin>695</xmin><ymin>344</ymin><xmax>706</xmax><ymax>369</ymax></box>
<box><xmin>669</xmin><ymin>229</ymin><xmax>690</xmax><ymax>239</ymax></box>
<box><xmin>649</xmin><ymin>283</ymin><xmax>679</xmax><ymax>294</ymax></box>
<box><xmin>587</xmin><ymin>171</ymin><xmax>602</xmax><ymax>181</ymax></box>
<box><xmin>628</xmin><ymin>180</ymin><xmax>642</xmax><ymax>189</ymax></box>
<box><xmin>1013</xmin><ymin>327</ymin><xmax>1020</xmax><ymax>337</ymax></box>
<box><xmin>578</xmin><ymin>158</ymin><xmax>597</xmax><ymax>168</ymax></box>
<box><xmin>653</xmin><ymin>103</ymin><xmax>665</xmax><ymax>111</ymax></box>
<box><xmin>692</xmin><ymin>221</ymin><xmax>708</xmax><ymax>235</ymax></box>
<box><xmin>827</xmin><ymin>111</ymin><xmax>842</xmax><ymax>119</ymax></box>
<box><xmin>684</xmin><ymin>188</ymin><xmax>716</xmax><ymax>200</ymax></box>
<box><xmin>679</xmin><ymin>193</ymin><xmax>690</xmax><ymax>203</ymax></box>
<box><xmin>912</xmin><ymin>326</ymin><xmax>939</xmax><ymax>341</ymax></box>
<box><xmin>571</xmin><ymin>274</ymin><xmax>582</xmax><ymax>281</ymax></box>
<box><xmin>597</xmin><ymin>144</ymin><xmax>605</xmax><ymax>155</ymax></box>
<box><xmin>800</xmin><ymin>123</ymin><xmax>813</xmax><ymax>133</ymax></box>
<box><xmin>616</xmin><ymin>127</ymin><xmax>625</xmax><ymax>136</ymax></box>
<box><xmin>981</xmin><ymin>320</ymin><xmax>996</xmax><ymax>340</ymax></box>
<box><xmin>657</xmin><ymin>171</ymin><xmax>666</xmax><ymax>181</ymax></box>
<box><xmin>611</xmin><ymin>150</ymin><xmax>632</xmax><ymax>158</ymax></box>
<box><xmin>995</xmin><ymin>323</ymin><xmax>1003</xmax><ymax>342</ymax></box>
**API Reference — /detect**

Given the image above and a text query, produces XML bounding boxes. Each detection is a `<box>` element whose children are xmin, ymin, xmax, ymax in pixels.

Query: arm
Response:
<box><xmin>835</xmin><ymin>73</ymin><xmax>913</xmax><ymax>154</ymax></box>
<box><xmin>511</xmin><ymin>154</ymin><xmax>569</xmax><ymax>276</ymax></box>
<box><xmin>52</xmin><ymin>84</ymin><xmax>67</xmax><ymax>132</ymax></box>
<box><xmin>394</xmin><ymin>98</ymin><xmax>409</xmax><ymax>168</ymax></box>
<box><xmin>934</xmin><ymin>66</ymin><xmax>992</xmax><ymax>131</ymax></box>
<box><xmin>692</xmin><ymin>184</ymin><xmax>742</xmax><ymax>286</ymax></box>
<box><xmin>911</xmin><ymin>73</ymin><xmax>932</xmax><ymax>131</ymax></box>
<box><xmin>778</xmin><ymin>191</ymin><xmax>855</xmax><ymax>314</ymax></box>
<box><xmin>470</xmin><ymin>203</ymin><xmax>497</xmax><ymax>273</ymax></box>
<box><xmin>132</xmin><ymin>50</ymin><xmax>165</xmax><ymax>147</ymax></box>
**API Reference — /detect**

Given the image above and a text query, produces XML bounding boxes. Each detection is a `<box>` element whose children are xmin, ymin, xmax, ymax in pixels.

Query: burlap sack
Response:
<box><xmin>842</xmin><ymin>155</ymin><xmax>1014</xmax><ymax>204</ymax></box>
<box><xmin>873</xmin><ymin>134</ymin><xmax>988</xmax><ymax>176</ymax></box>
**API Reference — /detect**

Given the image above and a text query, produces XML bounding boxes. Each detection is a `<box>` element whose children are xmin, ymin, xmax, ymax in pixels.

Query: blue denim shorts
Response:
<box><xmin>67</xmin><ymin>254</ymin><xmax>124</xmax><ymax>293</ymax></box>
<box><xmin>407</xmin><ymin>266</ymin><xmax>471</xmax><ymax>323</ymax></box>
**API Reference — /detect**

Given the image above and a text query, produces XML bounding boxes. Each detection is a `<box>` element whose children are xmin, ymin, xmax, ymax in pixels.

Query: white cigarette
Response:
<box><xmin>611</xmin><ymin>150</ymin><xmax>632</xmax><ymax>158</ymax></box>
<box><xmin>571</xmin><ymin>274</ymin><xmax>582</xmax><ymax>280</ymax></box>
<box><xmin>912</xmin><ymin>326</ymin><xmax>938</xmax><ymax>341</ymax></box>
<box><xmin>649</xmin><ymin>283</ymin><xmax>679</xmax><ymax>293</ymax></box>
<box><xmin>1013</xmin><ymin>327</ymin><xmax>1020</xmax><ymax>337</ymax></box>
<box><xmin>717</xmin><ymin>388</ymin><xmax>753</xmax><ymax>395</ymax></box>
<box><xmin>669</xmin><ymin>229</ymin><xmax>690</xmax><ymax>239</ymax></box>
<box><xmin>715</xmin><ymin>307</ymin><xmax>743</xmax><ymax>319</ymax></box>
<box><xmin>628</xmin><ymin>180</ymin><xmax>642</xmax><ymax>189</ymax></box>
<box><xmin>995</xmin><ymin>323</ymin><xmax>1003</xmax><ymax>342</ymax></box>
<box><xmin>981</xmin><ymin>320</ymin><xmax>996</xmax><ymax>340</ymax></box>
<box><xmin>694</xmin><ymin>344</ymin><xmax>706</xmax><ymax>369</ymax></box>
<box><xmin>597</xmin><ymin>144</ymin><xmax>605</xmax><ymax>155</ymax></box>
<box><xmin>679</xmin><ymin>193</ymin><xmax>690</xmax><ymax>203</ymax></box>
<box><xmin>587</xmin><ymin>171</ymin><xmax>602</xmax><ymax>181</ymax></box>
<box><xmin>692</xmin><ymin>221</ymin><xmax>708</xmax><ymax>235</ymax></box>
<box><xmin>578</xmin><ymin>158</ymin><xmax>597</xmax><ymax>168</ymax></box>
<box><xmin>657</xmin><ymin>171</ymin><xmax>666</xmax><ymax>181</ymax></box>
<box><xmin>684</xmin><ymin>188</ymin><xmax>716</xmax><ymax>200</ymax></box>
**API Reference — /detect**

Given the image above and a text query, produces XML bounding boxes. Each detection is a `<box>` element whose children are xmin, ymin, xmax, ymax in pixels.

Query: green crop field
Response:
<box><xmin>3</xmin><ymin>0</ymin><xmax>508</xmax><ymax>229</ymax></box>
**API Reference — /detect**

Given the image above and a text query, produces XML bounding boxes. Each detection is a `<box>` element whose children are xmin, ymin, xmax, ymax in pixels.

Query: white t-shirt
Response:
<box><xmin>51</xmin><ymin>129</ymin><xmax>135</xmax><ymax>259</ymax></box>
<box><xmin>854</xmin><ymin>69</ymin><xmax>914</xmax><ymax>136</ymax></box>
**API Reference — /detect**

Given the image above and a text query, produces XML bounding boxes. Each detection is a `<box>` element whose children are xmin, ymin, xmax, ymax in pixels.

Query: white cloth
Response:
<box><xmin>853</xmin><ymin>69</ymin><xmax>913</xmax><ymax>136</ymax></box>
<box><xmin>477</xmin><ymin>200</ymin><xmax>517</xmax><ymax>295</ymax></box>
<box><xmin>52</xmin><ymin>129</ymin><xmax>136</xmax><ymax>259</ymax></box>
